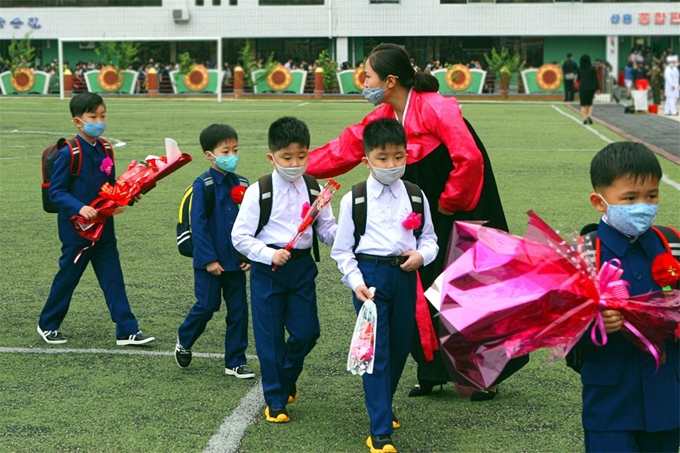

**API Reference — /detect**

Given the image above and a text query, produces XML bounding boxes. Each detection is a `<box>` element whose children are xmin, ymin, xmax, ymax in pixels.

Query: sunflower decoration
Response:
<box><xmin>536</xmin><ymin>64</ymin><xmax>563</xmax><ymax>92</ymax></box>
<box><xmin>446</xmin><ymin>64</ymin><xmax>472</xmax><ymax>92</ymax></box>
<box><xmin>266</xmin><ymin>65</ymin><xmax>292</xmax><ymax>92</ymax></box>
<box><xmin>183</xmin><ymin>64</ymin><xmax>210</xmax><ymax>92</ymax></box>
<box><xmin>10</xmin><ymin>67</ymin><xmax>36</xmax><ymax>93</ymax></box>
<box><xmin>353</xmin><ymin>67</ymin><xmax>366</xmax><ymax>91</ymax></box>
<box><xmin>98</xmin><ymin>65</ymin><xmax>124</xmax><ymax>92</ymax></box>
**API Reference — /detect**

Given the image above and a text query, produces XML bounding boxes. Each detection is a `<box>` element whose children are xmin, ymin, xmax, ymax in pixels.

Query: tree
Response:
<box><xmin>484</xmin><ymin>47</ymin><xmax>524</xmax><ymax>95</ymax></box>
<box><xmin>2</xmin><ymin>32</ymin><xmax>36</xmax><ymax>77</ymax></box>
<box><xmin>316</xmin><ymin>49</ymin><xmax>338</xmax><ymax>91</ymax></box>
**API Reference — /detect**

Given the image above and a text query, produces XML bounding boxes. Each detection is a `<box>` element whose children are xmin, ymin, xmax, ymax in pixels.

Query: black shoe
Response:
<box><xmin>470</xmin><ymin>388</ymin><xmax>498</xmax><ymax>402</ymax></box>
<box><xmin>225</xmin><ymin>364</ymin><xmax>255</xmax><ymax>379</ymax></box>
<box><xmin>174</xmin><ymin>341</ymin><xmax>192</xmax><ymax>368</ymax></box>
<box><xmin>265</xmin><ymin>406</ymin><xmax>290</xmax><ymax>423</ymax></box>
<box><xmin>583</xmin><ymin>120</ymin><xmax>588</xmax><ymax>125</ymax></box>
<box><xmin>116</xmin><ymin>330</ymin><xmax>155</xmax><ymax>346</ymax></box>
<box><xmin>407</xmin><ymin>380</ymin><xmax>445</xmax><ymax>397</ymax></box>
<box><xmin>587</xmin><ymin>117</ymin><xmax>593</xmax><ymax>124</ymax></box>
<box><xmin>366</xmin><ymin>435</ymin><xmax>397</xmax><ymax>453</ymax></box>
<box><xmin>37</xmin><ymin>325</ymin><xmax>67</xmax><ymax>344</ymax></box>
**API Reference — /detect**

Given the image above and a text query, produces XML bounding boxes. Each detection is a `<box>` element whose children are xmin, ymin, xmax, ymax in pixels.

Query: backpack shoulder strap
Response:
<box><xmin>302</xmin><ymin>174</ymin><xmax>321</xmax><ymax>262</ymax></box>
<box><xmin>402</xmin><ymin>180</ymin><xmax>424</xmax><ymax>239</ymax></box>
<box><xmin>651</xmin><ymin>226</ymin><xmax>680</xmax><ymax>260</ymax></box>
<box><xmin>237</xmin><ymin>174</ymin><xmax>249</xmax><ymax>188</ymax></box>
<box><xmin>256</xmin><ymin>174</ymin><xmax>273</xmax><ymax>236</ymax></box>
<box><xmin>96</xmin><ymin>137</ymin><xmax>115</xmax><ymax>160</ymax></box>
<box><xmin>199</xmin><ymin>171</ymin><xmax>215</xmax><ymax>218</ymax></box>
<box><xmin>351</xmin><ymin>181</ymin><xmax>368</xmax><ymax>251</ymax></box>
<box><xmin>578</xmin><ymin>230</ymin><xmax>600</xmax><ymax>271</ymax></box>
<box><xmin>65</xmin><ymin>137</ymin><xmax>81</xmax><ymax>176</ymax></box>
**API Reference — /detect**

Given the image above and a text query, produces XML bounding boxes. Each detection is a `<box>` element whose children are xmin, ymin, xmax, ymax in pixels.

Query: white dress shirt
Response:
<box><xmin>232</xmin><ymin>171</ymin><xmax>337</xmax><ymax>265</ymax></box>
<box><xmin>331</xmin><ymin>175</ymin><xmax>438</xmax><ymax>291</ymax></box>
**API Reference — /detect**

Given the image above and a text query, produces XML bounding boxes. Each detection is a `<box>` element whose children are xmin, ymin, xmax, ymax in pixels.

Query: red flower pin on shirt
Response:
<box><xmin>231</xmin><ymin>186</ymin><xmax>246</xmax><ymax>206</ymax></box>
<box><xmin>651</xmin><ymin>252</ymin><xmax>680</xmax><ymax>290</ymax></box>
<box><xmin>300</xmin><ymin>201</ymin><xmax>311</xmax><ymax>219</ymax></box>
<box><xmin>100</xmin><ymin>157</ymin><xmax>114</xmax><ymax>175</ymax></box>
<box><xmin>402</xmin><ymin>212</ymin><xmax>422</xmax><ymax>231</ymax></box>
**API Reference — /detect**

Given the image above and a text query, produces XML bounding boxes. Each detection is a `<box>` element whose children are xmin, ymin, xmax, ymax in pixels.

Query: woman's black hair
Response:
<box><xmin>367</xmin><ymin>43</ymin><xmax>439</xmax><ymax>93</ymax></box>
<box><xmin>590</xmin><ymin>142</ymin><xmax>662</xmax><ymax>189</ymax></box>
<box><xmin>579</xmin><ymin>54</ymin><xmax>592</xmax><ymax>70</ymax></box>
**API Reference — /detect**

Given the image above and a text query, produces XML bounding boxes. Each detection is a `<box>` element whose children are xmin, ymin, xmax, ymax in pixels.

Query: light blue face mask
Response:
<box><xmin>209</xmin><ymin>152</ymin><xmax>239</xmax><ymax>173</ymax></box>
<box><xmin>599</xmin><ymin>194</ymin><xmax>658</xmax><ymax>237</ymax></box>
<box><xmin>362</xmin><ymin>76</ymin><xmax>397</xmax><ymax>106</ymax></box>
<box><xmin>80</xmin><ymin>120</ymin><xmax>106</xmax><ymax>138</ymax></box>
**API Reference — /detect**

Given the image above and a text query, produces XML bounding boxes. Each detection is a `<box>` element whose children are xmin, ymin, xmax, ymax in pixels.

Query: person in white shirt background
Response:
<box><xmin>664</xmin><ymin>55</ymin><xmax>679</xmax><ymax>116</ymax></box>
<box><xmin>331</xmin><ymin>118</ymin><xmax>438</xmax><ymax>453</ymax></box>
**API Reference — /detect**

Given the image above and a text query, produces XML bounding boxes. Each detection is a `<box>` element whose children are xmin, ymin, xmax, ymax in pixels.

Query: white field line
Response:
<box><xmin>203</xmin><ymin>379</ymin><xmax>265</xmax><ymax>453</ymax></box>
<box><xmin>2</xmin><ymin>129</ymin><xmax>127</xmax><ymax>147</ymax></box>
<box><xmin>550</xmin><ymin>105</ymin><xmax>680</xmax><ymax>193</ymax></box>
<box><xmin>0</xmin><ymin>346</ymin><xmax>257</xmax><ymax>361</ymax></box>
<box><xmin>0</xmin><ymin>345</ymin><xmax>263</xmax><ymax>452</ymax></box>
<box><xmin>298</xmin><ymin>102</ymin><xmax>310</xmax><ymax>107</ymax></box>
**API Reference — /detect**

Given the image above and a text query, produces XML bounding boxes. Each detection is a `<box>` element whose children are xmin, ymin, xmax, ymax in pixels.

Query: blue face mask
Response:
<box><xmin>80</xmin><ymin>120</ymin><xmax>106</xmax><ymax>138</ymax></box>
<box><xmin>599</xmin><ymin>194</ymin><xmax>658</xmax><ymax>237</ymax></box>
<box><xmin>209</xmin><ymin>152</ymin><xmax>238</xmax><ymax>173</ymax></box>
<box><xmin>363</xmin><ymin>85</ymin><xmax>386</xmax><ymax>106</ymax></box>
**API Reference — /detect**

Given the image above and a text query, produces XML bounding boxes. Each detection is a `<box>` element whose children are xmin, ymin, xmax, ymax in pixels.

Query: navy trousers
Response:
<box><xmin>39</xmin><ymin>240</ymin><xmax>139</xmax><ymax>338</ymax></box>
<box><xmin>584</xmin><ymin>428</ymin><xmax>680</xmax><ymax>452</ymax></box>
<box><xmin>250</xmin><ymin>255</ymin><xmax>319</xmax><ymax>409</ymax></box>
<box><xmin>178</xmin><ymin>269</ymin><xmax>248</xmax><ymax>368</ymax></box>
<box><xmin>353</xmin><ymin>260</ymin><xmax>416</xmax><ymax>436</ymax></box>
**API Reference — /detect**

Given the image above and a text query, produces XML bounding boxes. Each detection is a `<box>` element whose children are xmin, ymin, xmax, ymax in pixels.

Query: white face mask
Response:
<box><xmin>270</xmin><ymin>154</ymin><xmax>307</xmax><ymax>182</ymax></box>
<box><xmin>367</xmin><ymin>158</ymin><xmax>406</xmax><ymax>186</ymax></box>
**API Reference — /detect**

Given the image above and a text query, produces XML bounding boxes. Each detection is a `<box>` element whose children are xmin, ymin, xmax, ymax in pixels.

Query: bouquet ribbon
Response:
<box><xmin>415</xmin><ymin>272</ymin><xmax>439</xmax><ymax>361</ymax></box>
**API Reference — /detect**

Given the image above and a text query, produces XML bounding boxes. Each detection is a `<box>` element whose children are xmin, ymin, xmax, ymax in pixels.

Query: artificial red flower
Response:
<box><xmin>402</xmin><ymin>212</ymin><xmax>422</xmax><ymax>230</ymax></box>
<box><xmin>652</xmin><ymin>252</ymin><xmax>680</xmax><ymax>288</ymax></box>
<box><xmin>300</xmin><ymin>201</ymin><xmax>311</xmax><ymax>219</ymax></box>
<box><xmin>99</xmin><ymin>157</ymin><xmax>114</xmax><ymax>175</ymax></box>
<box><xmin>231</xmin><ymin>185</ymin><xmax>246</xmax><ymax>205</ymax></box>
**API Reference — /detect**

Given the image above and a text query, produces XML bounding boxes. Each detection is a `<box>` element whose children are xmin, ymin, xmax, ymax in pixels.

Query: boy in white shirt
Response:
<box><xmin>331</xmin><ymin>118</ymin><xmax>438</xmax><ymax>453</ymax></box>
<box><xmin>232</xmin><ymin>117</ymin><xmax>337</xmax><ymax>423</ymax></box>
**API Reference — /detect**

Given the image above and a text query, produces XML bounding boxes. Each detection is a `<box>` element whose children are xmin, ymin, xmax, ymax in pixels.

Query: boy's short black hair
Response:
<box><xmin>363</xmin><ymin>118</ymin><xmax>407</xmax><ymax>155</ymax></box>
<box><xmin>268</xmin><ymin>117</ymin><xmax>310</xmax><ymax>152</ymax></box>
<box><xmin>590</xmin><ymin>142</ymin><xmax>662</xmax><ymax>189</ymax></box>
<box><xmin>200</xmin><ymin>124</ymin><xmax>238</xmax><ymax>152</ymax></box>
<box><xmin>69</xmin><ymin>92</ymin><xmax>105</xmax><ymax>117</ymax></box>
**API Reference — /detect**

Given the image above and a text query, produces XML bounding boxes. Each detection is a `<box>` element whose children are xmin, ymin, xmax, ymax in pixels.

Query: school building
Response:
<box><xmin>1</xmin><ymin>0</ymin><xmax>678</xmax><ymax>82</ymax></box>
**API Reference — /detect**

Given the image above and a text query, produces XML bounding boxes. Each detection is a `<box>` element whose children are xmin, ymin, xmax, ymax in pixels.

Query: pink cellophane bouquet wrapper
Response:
<box><xmin>70</xmin><ymin>138</ymin><xmax>192</xmax><ymax>243</ymax></box>
<box><xmin>347</xmin><ymin>298</ymin><xmax>377</xmax><ymax>376</ymax></box>
<box><xmin>437</xmin><ymin>211</ymin><xmax>680</xmax><ymax>390</ymax></box>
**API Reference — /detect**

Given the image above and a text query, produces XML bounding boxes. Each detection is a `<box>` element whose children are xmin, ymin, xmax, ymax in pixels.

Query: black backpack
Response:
<box><xmin>41</xmin><ymin>136</ymin><xmax>113</xmax><ymax>213</ymax></box>
<box><xmin>565</xmin><ymin>223</ymin><xmax>680</xmax><ymax>373</ymax></box>
<box><xmin>255</xmin><ymin>173</ymin><xmax>322</xmax><ymax>261</ymax></box>
<box><xmin>350</xmin><ymin>179</ymin><xmax>424</xmax><ymax>250</ymax></box>
<box><xmin>176</xmin><ymin>172</ymin><xmax>249</xmax><ymax>258</ymax></box>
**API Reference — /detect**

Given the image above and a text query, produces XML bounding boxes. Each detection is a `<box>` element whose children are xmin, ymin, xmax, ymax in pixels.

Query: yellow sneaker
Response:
<box><xmin>264</xmin><ymin>406</ymin><xmax>290</xmax><ymax>423</ymax></box>
<box><xmin>366</xmin><ymin>435</ymin><xmax>397</xmax><ymax>453</ymax></box>
<box><xmin>392</xmin><ymin>415</ymin><xmax>400</xmax><ymax>429</ymax></box>
<box><xmin>288</xmin><ymin>385</ymin><xmax>299</xmax><ymax>404</ymax></box>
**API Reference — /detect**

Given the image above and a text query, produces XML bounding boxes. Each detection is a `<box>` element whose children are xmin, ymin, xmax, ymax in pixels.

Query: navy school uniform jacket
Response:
<box><xmin>49</xmin><ymin>135</ymin><xmax>116</xmax><ymax>246</ymax></box>
<box><xmin>579</xmin><ymin>220</ymin><xmax>680</xmax><ymax>432</ymax></box>
<box><xmin>191</xmin><ymin>167</ymin><xmax>246</xmax><ymax>271</ymax></box>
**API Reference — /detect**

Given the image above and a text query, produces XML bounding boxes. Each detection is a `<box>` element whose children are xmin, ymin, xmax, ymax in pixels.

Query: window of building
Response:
<box><xmin>230</xmin><ymin>0</ymin><xmax>237</xmax><ymax>4</ymax></box>
<box><xmin>440</xmin><ymin>0</ymin><xmax>466</xmax><ymax>3</ymax></box>
<box><xmin>1</xmin><ymin>0</ymin><xmax>162</xmax><ymax>5</ymax></box>
<box><xmin>196</xmin><ymin>0</ymin><xmax>204</xmax><ymax>5</ymax></box>
<box><xmin>213</xmin><ymin>0</ymin><xmax>221</xmax><ymax>4</ymax></box>
<box><xmin>370</xmin><ymin>0</ymin><xmax>400</xmax><ymax>3</ymax></box>
<box><xmin>259</xmin><ymin>0</ymin><xmax>323</xmax><ymax>4</ymax></box>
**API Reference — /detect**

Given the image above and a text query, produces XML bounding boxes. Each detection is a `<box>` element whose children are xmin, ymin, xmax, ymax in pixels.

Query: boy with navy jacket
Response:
<box><xmin>38</xmin><ymin>92</ymin><xmax>154</xmax><ymax>346</ymax></box>
<box><xmin>174</xmin><ymin>124</ymin><xmax>254</xmax><ymax>379</ymax></box>
<box><xmin>331</xmin><ymin>118</ymin><xmax>438</xmax><ymax>453</ymax></box>
<box><xmin>578</xmin><ymin>142</ymin><xmax>679</xmax><ymax>452</ymax></box>
<box><xmin>232</xmin><ymin>117</ymin><xmax>337</xmax><ymax>423</ymax></box>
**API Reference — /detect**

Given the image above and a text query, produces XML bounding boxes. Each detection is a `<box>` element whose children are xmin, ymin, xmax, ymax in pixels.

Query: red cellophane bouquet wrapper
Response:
<box><xmin>347</xmin><ymin>296</ymin><xmax>377</xmax><ymax>376</ymax></box>
<box><xmin>70</xmin><ymin>138</ymin><xmax>192</xmax><ymax>243</ymax></box>
<box><xmin>436</xmin><ymin>211</ymin><xmax>680</xmax><ymax>390</ymax></box>
<box><xmin>272</xmin><ymin>178</ymin><xmax>340</xmax><ymax>271</ymax></box>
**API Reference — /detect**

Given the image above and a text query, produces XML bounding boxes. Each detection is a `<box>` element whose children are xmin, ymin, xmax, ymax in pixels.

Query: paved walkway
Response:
<box><xmin>568</xmin><ymin>102</ymin><xmax>679</xmax><ymax>163</ymax></box>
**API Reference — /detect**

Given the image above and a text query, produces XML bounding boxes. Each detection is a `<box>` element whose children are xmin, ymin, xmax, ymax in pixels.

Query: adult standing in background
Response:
<box><xmin>577</xmin><ymin>54</ymin><xmax>600</xmax><ymax>125</ymax></box>
<box><xmin>664</xmin><ymin>56</ymin><xmax>679</xmax><ymax>116</ymax></box>
<box><xmin>306</xmin><ymin>43</ymin><xmax>528</xmax><ymax>402</ymax></box>
<box><xmin>562</xmin><ymin>53</ymin><xmax>578</xmax><ymax>102</ymax></box>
